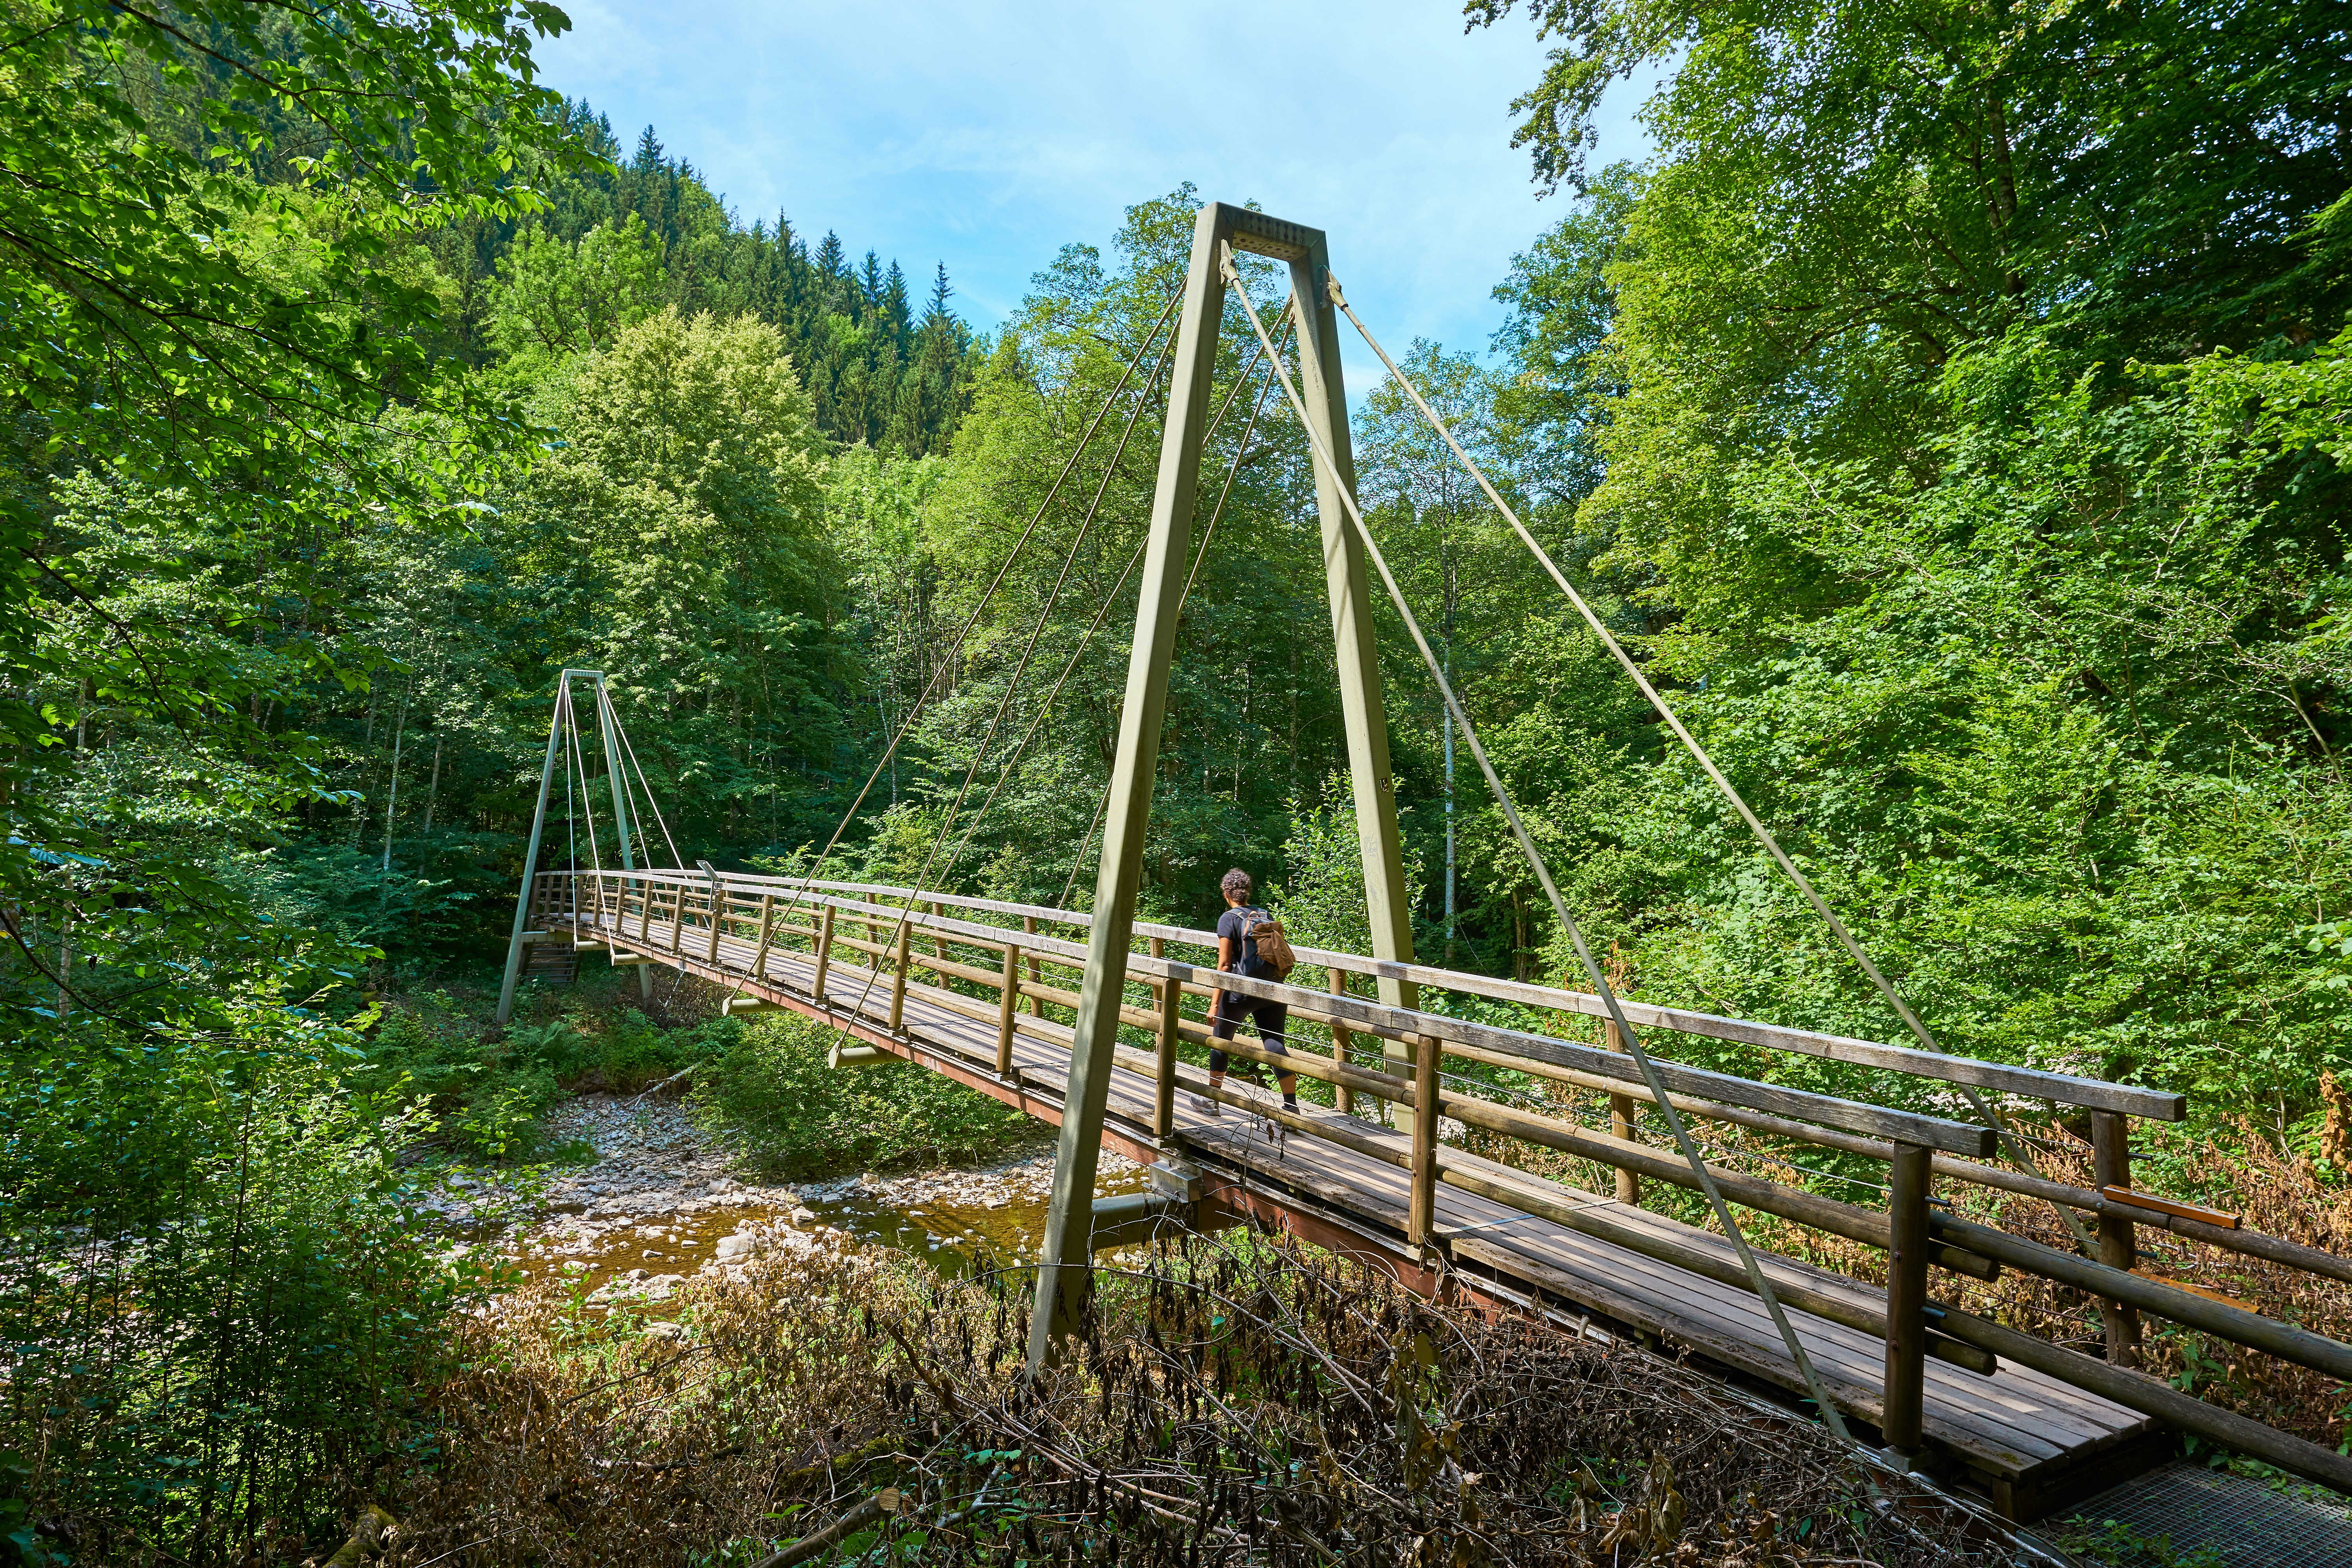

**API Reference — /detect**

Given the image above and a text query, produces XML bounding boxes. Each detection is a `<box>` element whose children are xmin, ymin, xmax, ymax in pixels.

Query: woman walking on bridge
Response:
<box><xmin>1195</xmin><ymin>868</ymin><xmax>1300</xmax><ymax>1117</ymax></box>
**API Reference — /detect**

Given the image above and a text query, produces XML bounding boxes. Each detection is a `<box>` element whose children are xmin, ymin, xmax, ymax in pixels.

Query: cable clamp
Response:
<box><xmin>1325</xmin><ymin>271</ymin><xmax>1347</xmax><ymax>309</ymax></box>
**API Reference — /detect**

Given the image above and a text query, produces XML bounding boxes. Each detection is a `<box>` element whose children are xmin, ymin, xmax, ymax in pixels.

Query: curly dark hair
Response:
<box><xmin>1219</xmin><ymin>868</ymin><xmax>1253</xmax><ymax>900</ymax></box>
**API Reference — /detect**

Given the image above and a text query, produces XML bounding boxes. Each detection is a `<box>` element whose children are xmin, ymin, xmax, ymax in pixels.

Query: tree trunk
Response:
<box><xmin>381</xmin><ymin>684</ymin><xmax>411</xmax><ymax>875</ymax></box>
<box><xmin>421</xmin><ymin>731</ymin><xmax>445</xmax><ymax>834</ymax></box>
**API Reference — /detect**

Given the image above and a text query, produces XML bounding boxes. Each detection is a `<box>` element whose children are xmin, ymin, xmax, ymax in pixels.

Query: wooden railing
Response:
<box><xmin>525</xmin><ymin>866</ymin><xmax>2352</xmax><ymax>1489</ymax></box>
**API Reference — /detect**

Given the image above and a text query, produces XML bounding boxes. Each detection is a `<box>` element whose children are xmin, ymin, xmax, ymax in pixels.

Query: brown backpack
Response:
<box><xmin>1242</xmin><ymin>909</ymin><xmax>1297</xmax><ymax>980</ymax></box>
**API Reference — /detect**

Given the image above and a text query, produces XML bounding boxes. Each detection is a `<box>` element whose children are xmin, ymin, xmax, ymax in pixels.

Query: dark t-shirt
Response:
<box><xmin>1217</xmin><ymin>906</ymin><xmax>1264</xmax><ymax>976</ymax></box>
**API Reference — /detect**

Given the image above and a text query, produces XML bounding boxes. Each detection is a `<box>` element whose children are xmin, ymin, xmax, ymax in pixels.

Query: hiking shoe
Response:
<box><xmin>1190</xmin><ymin>1094</ymin><xmax>1221</xmax><ymax>1118</ymax></box>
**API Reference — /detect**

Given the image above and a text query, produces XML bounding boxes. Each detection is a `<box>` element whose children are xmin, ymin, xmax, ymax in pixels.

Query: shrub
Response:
<box><xmin>691</xmin><ymin>1013</ymin><xmax>1034</xmax><ymax>1178</ymax></box>
<box><xmin>0</xmin><ymin>990</ymin><xmax>471</xmax><ymax>1564</ymax></box>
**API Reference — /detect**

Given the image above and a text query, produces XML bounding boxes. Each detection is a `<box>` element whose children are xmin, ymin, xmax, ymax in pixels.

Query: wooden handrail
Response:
<box><xmin>733</xmin><ymin>871</ymin><xmax>2181</xmax><ymax>1120</ymax></box>
<box><xmin>593</xmin><ymin>874</ymin><xmax>1997</xmax><ymax>1156</ymax></box>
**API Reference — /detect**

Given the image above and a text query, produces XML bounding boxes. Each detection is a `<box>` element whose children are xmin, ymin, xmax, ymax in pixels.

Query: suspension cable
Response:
<box><xmin>819</xmin><ymin>303</ymin><xmax>1189</xmax><ymax>1033</ymax></box>
<box><xmin>1325</xmin><ymin>278</ymin><xmax>2096</xmax><ymax>1256</ymax></box>
<box><xmin>744</xmin><ymin>285</ymin><xmax>1189</xmax><ymax>951</ymax></box>
<box><xmin>560</xmin><ymin>682</ymin><xmax>579</xmax><ymax>920</ymax></box>
<box><xmin>568</xmin><ymin>681</ymin><xmax>605</xmax><ymax>882</ymax></box>
<box><xmin>605</xmin><ymin>687</ymin><xmax>683</xmax><ymax>868</ymax></box>
<box><xmin>1058</xmin><ymin>323</ymin><xmax>1291</xmax><ymax>911</ymax></box>
<box><xmin>1222</xmin><ymin>245</ymin><xmax>1859</xmax><ymax>1448</ymax></box>
<box><xmin>1178</xmin><ymin>320</ymin><xmax>1289</xmax><ymax>607</ymax></box>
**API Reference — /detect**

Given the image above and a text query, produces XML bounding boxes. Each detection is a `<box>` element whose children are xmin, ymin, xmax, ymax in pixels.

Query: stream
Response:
<box><xmin>440</xmin><ymin>1094</ymin><xmax>1149</xmax><ymax>1309</ymax></box>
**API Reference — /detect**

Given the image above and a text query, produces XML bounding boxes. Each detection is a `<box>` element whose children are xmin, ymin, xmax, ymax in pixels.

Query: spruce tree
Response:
<box><xmin>883</xmin><ymin>260</ymin><xmax>911</xmax><ymax>352</ymax></box>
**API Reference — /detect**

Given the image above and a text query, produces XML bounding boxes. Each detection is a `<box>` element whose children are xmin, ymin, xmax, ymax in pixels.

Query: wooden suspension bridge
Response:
<box><xmin>512</xmin><ymin>863</ymin><xmax>2352</xmax><ymax>1522</ymax></box>
<box><xmin>494</xmin><ymin>203</ymin><xmax>2352</xmax><ymax>1523</ymax></box>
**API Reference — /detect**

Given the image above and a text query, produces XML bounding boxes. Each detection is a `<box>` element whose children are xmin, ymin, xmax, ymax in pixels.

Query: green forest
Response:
<box><xmin>5</xmin><ymin>0</ymin><xmax>2351</xmax><ymax>1561</ymax></box>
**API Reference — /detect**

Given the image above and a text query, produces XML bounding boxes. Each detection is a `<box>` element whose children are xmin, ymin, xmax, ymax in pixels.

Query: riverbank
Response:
<box><xmin>443</xmin><ymin>1090</ymin><xmax>1145</xmax><ymax>1308</ymax></box>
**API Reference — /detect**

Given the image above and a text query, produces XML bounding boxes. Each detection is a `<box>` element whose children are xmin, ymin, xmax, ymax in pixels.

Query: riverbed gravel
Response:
<box><xmin>441</xmin><ymin>1093</ymin><xmax>1139</xmax><ymax>1308</ymax></box>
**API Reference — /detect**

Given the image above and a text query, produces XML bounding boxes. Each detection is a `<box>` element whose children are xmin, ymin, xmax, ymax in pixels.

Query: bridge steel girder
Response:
<box><xmin>1026</xmin><ymin>204</ymin><xmax>1420</xmax><ymax>1375</ymax></box>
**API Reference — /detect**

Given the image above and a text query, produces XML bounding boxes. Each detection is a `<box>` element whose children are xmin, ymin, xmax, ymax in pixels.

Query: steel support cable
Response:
<box><xmin>560</xmin><ymin>686</ymin><xmax>588</xmax><ymax>918</ymax></box>
<box><xmin>560</xmin><ymin>683</ymin><xmax>580</xmax><ymax>921</ymax></box>
<box><xmin>731</xmin><ymin>287</ymin><xmax>1190</xmax><ymax>949</ymax></box>
<box><xmin>567</xmin><ymin>682</ymin><xmax>606</xmax><ymax>901</ymax></box>
<box><xmin>604</xmin><ymin>688</ymin><xmax>684</xmax><ymax>869</ymax></box>
<box><xmin>970</xmin><ymin>537</ymin><xmax>1152</xmax><ymax>899</ymax></box>
<box><xmin>1056</xmin><ymin>326</ymin><xmax>1291</xmax><ymax>912</ymax></box>
<box><xmin>820</xmin><ymin>309</ymin><xmax>1190</xmax><ymax>1036</ymax></box>
<box><xmin>1221</xmin><ymin>247</ymin><xmax>1860</xmax><ymax>1447</ymax></box>
<box><xmin>1325</xmin><ymin>280</ymin><xmax>2097</xmax><ymax>1256</ymax></box>
<box><xmin>595</xmin><ymin>685</ymin><xmax>659</xmax><ymax>869</ymax></box>
<box><xmin>575</xmin><ymin>284</ymin><xmax>1182</xmax><ymax>943</ymax></box>
<box><xmin>859</xmin><ymin>314</ymin><xmax>1279</xmax><ymax>931</ymax></box>
<box><xmin>1178</xmin><ymin>318</ymin><xmax>1291</xmax><ymax>608</ymax></box>
<box><xmin>900</xmin><ymin>322</ymin><xmax>1186</xmax><ymax>913</ymax></box>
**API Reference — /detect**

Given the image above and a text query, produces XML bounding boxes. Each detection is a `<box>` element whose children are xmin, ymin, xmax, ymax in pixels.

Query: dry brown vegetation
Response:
<box><xmin>387</xmin><ymin>1225</ymin><xmax>2039</xmax><ymax>1566</ymax></box>
<box><xmin>1478</xmin><ymin>1091</ymin><xmax>2352</xmax><ymax>1455</ymax></box>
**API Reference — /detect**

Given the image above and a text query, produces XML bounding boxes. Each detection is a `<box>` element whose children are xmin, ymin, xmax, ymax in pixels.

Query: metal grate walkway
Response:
<box><xmin>2066</xmin><ymin>1461</ymin><xmax>2352</xmax><ymax>1567</ymax></box>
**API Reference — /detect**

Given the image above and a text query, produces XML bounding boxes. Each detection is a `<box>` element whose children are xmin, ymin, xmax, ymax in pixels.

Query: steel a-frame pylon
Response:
<box><xmin>495</xmin><ymin>668</ymin><xmax>653</xmax><ymax>1026</ymax></box>
<box><xmin>1027</xmin><ymin>204</ymin><xmax>1419</xmax><ymax>1372</ymax></box>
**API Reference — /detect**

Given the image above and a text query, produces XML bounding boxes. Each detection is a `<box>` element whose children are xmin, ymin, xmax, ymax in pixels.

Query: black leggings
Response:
<box><xmin>1210</xmin><ymin>990</ymin><xmax>1289</xmax><ymax>1075</ymax></box>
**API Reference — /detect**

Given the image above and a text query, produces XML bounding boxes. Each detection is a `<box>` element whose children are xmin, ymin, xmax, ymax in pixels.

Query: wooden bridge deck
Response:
<box><xmin>554</xmin><ymin>904</ymin><xmax>2160</xmax><ymax>1519</ymax></box>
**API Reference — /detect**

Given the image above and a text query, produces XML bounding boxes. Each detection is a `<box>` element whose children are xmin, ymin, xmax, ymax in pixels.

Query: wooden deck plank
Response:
<box><xmin>567</xmin><ymin>910</ymin><xmax>2156</xmax><ymax>1484</ymax></box>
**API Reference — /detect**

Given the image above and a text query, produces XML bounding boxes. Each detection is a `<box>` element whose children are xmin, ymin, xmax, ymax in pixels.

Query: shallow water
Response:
<box><xmin>485</xmin><ymin>1112</ymin><xmax>1151</xmax><ymax>1305</ymax></box>
<box><xmin>800</xmin><ymin>1169</ymin><xmax>1151</xmax><ymax>1277</ymax></box>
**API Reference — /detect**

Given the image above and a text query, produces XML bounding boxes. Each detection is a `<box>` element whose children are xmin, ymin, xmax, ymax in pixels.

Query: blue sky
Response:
<box><xmin>534</xmin><ymin>1</ymin><xmax>1655</xmax><ymax>387</ymax></box>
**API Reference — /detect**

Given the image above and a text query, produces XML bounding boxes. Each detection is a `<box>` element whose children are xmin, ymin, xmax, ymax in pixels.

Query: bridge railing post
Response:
<box><xmin>668</xmin><ymin>883</ymin><xmax>686</xmax><ymax>955</ymax></box>
<box><xmin>996</xmin><ymin>940</ymin><xmax>1021</xmax><ymax>1077</ymax></box>
<box><xmin>863</xmin><ymin>890</ymin><xmax>878</xmax><ymax>948</ymax></box>
<box><xmin>705</xmin><ymin>881</ymin><xmax>724</xmax><ymax>964</ymax></box>
<box><xmin>1409</xmin><ymin>1032</ymin><xmax>1440</xmax><ymax>1248</ymax></box>
<box><xmin>1882</xmin><ymin>1139</ymin><xmax>1933</xmax><ymax>1464</ymax></box>
<box><xmin>888</xmin><ymin>919</ymin><xmax>910</xmax><ymax>1033</ymax></box>
<box><xmin>1605</xmin><ymin>1017</ymin><xmax>1642</xmax><ymax>1207</ymax></box>
<box><xmin>812</xmin><ymin>904</ymin><xmax>835</xmax><ymax>999</ymax></box>
<box><xmin>1024</xmin><ymin>916</ymin><xmax>1044</xmax><ymax>1015</ymax></box>
<box><xmin>2092</xmin><ymin>1110</ymin><xmax>2142</xmax><ymax>1368</ymax></box>
<box><xmin>1151</xmin><ymin>938</ymin><xmax>1178</xmax><ymax>1138</ymax></box>
<box><xmin>751</xmin><ymin>893</ymin><xmax>775</xmax><ymax>982</ymax></box>
<box><xmin>1328</xmin><ymin>967</ymin><xmax>1355</xmax><ymax>1117</ymax></box>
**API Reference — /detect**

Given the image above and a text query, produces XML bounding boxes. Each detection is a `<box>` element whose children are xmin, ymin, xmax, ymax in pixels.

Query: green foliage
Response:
<box><xmin>491</xmin><ymin>214</ymin><xmax>670</xmax><ymax>366</ymax></box>
<box><xmin>441</xmin><ymin>107</ymin><xmax>978</xmax><ymax>453</ymax></box>
<box><xmin>1273</xmin><ymin>772</ymin><xmax>1430</xmax><ymax>968</ymax></box>
<box><xmin>1450</xmin><ymin>0</ymin><xmax>2352</xmax><ymax>1132</ymax></box>
<box><xmin>887</xmin><ymin>186</ymin><xmax>1344</xmax><ymax>919</ymax></box>
<box><xmin>2050</xmin><ymin>1514</ymin><xmax>2226</xmax><ymax>1568</ymax></box>
<box><xmin>0</xmin><ymin>996</ymin><xmax>472</xmax><ymax>1563</ymax></box>
<box><xmin>691</xmin><ymin>1014</ymin><xmax>1034</xmax><ymax>1178</ymax></box>
<box><xmin>356</xmin><ymin>999</ymin><xmax>710</xmax><ymax>1161</ymax></box>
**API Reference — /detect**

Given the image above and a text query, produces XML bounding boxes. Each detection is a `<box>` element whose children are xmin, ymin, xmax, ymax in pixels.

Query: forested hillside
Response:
<box><xmin>5</xmin><ymin>0</ymin><xmax>2351</xmax><ymax>1558</ymax></box>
